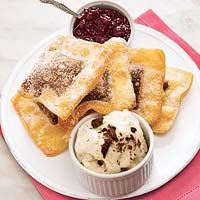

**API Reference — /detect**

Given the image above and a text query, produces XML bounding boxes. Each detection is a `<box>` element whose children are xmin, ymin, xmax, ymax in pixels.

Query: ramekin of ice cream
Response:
<box><xmin>69</xmin><ymin>110</ymin><xmax>154</xmax><ymax>197</ymax></box>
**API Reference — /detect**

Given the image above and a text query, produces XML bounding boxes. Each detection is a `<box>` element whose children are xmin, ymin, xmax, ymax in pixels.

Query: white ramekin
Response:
<box><xmin>69</xmin><ymin>112</ymin><xmax>154</xmax><ymax>197</ymax></box>
<box><xmin>69</xmin><ymin>0</ymin><xmax>134</xmax><ymax>46</ymax></box>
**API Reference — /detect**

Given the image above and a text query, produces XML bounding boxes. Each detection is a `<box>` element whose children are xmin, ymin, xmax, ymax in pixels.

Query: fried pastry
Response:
<box><xmin>129</xmin><ymin>48</ymin><xmax>166</xmax><ymax>125</ymax></box>
<box><xmin>19</xmin><ymin>35</ymin><xmax>111</xmax><ymax>120</ymax></box>
<box><xmin>152</xmin><ymin>67</ymin><xmax>193</xmax><ymax>134</ymax></box>
<box><xmin>12</xmin><ymin>94</ymin><xmax>68</xmax><ymax>156</ymax></box>
<box><xmin>59</xmin><ymin>38</ymin><xmax>136</xmax><ymax>131</ymax></box>
<box><xmin>12</xmin><ymin>36</ymin><xmax>111</xmax><ymax>155</ymax></box>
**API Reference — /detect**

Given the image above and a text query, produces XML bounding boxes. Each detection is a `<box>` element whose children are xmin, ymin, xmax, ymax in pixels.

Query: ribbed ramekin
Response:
<box><xmin>69</xmin><ymin>0</ymin><xmax>135</xmax><ymax>46</ymax></box>
<box><xmin>69</xmin><ymin>112</ymin><xmax>154</xmax><ymax>197</ymax></box>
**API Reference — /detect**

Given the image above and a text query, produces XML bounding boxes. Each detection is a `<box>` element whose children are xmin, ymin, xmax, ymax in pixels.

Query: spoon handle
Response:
<box><xmin>40</xmin><ymin>0</ymin><xmax>80</xmax><ymax>18</ymax></box>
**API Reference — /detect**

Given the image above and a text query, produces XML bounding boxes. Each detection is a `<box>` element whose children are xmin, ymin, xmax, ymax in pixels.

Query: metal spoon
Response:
<box><xmin>40</xmin><ymin>0</ymin><xmax>80</xmax><ymax>18</ymax></box>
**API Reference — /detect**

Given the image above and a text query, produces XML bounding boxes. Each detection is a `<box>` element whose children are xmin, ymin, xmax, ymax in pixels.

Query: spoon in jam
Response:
<box><xmin>40</xmin><ymin>0</ymin><xmax>80</xmax><ymax>19</ymax></box>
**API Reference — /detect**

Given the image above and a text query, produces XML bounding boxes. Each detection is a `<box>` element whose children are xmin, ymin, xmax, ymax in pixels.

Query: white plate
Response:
<box><xmin>1</xmin><ymin>24</ymin><xmax>200</xmax><ymax>199</ymax></box>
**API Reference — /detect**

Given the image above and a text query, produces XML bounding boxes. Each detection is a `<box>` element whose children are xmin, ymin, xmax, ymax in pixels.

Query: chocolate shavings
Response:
<box><xmin>97</xmin><ymin>160</ymin><xmax>104</xmax><ymax>166</ymax></box>
<box><xmin>131</xmin><ymin>127</ymin><xmax>137</xmax><ymax>133</ymax></box>
<box><xmin>91</xmin><ymin>117</ymin><xmax>103</xmax><ymax>128</ymax></box>
<box><xmin>107</xmin><ymin>125</ymin><xmax>118</xmax><ymax>142</ymax></box>
<box><xmin>121</xmin><ymin>167</ymin><xmax>129</xmax><ymax>172</ymax></box>
<box><xmin>102</xmin><ymin>125</ymin><xmax>118</xmax><ymax>142</ymax></box>
<box><xmin>101</xmin><ymin>138</ymin><xmax>112</xmax><ymax>158</ymax></box>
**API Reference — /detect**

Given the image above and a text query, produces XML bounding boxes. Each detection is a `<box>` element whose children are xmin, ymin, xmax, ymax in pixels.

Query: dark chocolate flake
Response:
<box><xmin>97</xmin><ymin>160</ymin><xmax>104</xmax><ymax>166</ymax></box>
<box><xmin>91</xmin><ymin>117</ymin><xmax>103</xmax><ymax>128</ymax></box>
<box><xmin>103</xmin><ymin>125</ymin><xmax>118</xmax><ymax>142</ymax></box>
<box><xmin>102</xmin><ymin>128</ymin><xmax>107</xmax><ymax>132</ymax></box>
<box><xmin>101</xmin><ymin>138</ymin><xmax>112</xmax><ymax>158</ymax></box>
<box><xmin>121</xmin><ymin>167</ymin><xmax>129</xmax><ymax>172</ymax></box>
<box><xmin>131</xmin><ymin>127</ymin><xmax>137</xmax><ymax>133</ymax></box>
<box><xmin>163</xmin><ymin>81</ymin><xmax>169</xmax><ymax>91</ymax></box>
<box><xmin>108</xmin><ymin>125</ymin><xmax>118</xmax><ymax>141</ymax></box>
<box><xmin>130</xmin><ymin>134</ymin><xmax>136</xmax><ymax>143</ymax></box>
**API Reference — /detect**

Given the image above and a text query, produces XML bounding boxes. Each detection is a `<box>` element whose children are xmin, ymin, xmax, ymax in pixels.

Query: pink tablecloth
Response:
<box><xmin>1</xmin><ymin>9</ymin><xmax>200</xmax><ymax>200</ymax></box>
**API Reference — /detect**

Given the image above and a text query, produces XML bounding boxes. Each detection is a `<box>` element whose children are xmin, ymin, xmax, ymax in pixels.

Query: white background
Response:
<box><xmin>0</xmin><ymin>0</ymin><xmax>200</xmax><ymax>199</ymax></box>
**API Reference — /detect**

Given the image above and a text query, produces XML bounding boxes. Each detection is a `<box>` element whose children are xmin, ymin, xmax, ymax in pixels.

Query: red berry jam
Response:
<box><xmin>73</xmin><ymin>6</ymin><xmax>131</xmax><ymax>44</ymax></box>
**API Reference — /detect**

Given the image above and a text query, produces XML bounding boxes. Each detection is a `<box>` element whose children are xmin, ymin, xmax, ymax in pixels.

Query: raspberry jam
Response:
<box><xmin>73</xmin><ymin>6</ymin><xmax>131</xmax><ymax>44</ymax></box>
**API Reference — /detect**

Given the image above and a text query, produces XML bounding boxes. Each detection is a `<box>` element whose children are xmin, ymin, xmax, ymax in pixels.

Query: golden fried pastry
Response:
<box><xmin>12</xmin><ymin>31</ymin><xmax>193</xmax><ymax>158</ymax></box>
<box><xmin>59</xmin><ymin>38</ymin><xmax>136</xmax><ymax>131</ymax></box>
<box><xmin>101</xmin><ymin>38</ymin><xmax>136</xmax><ymax>110</ymax></box>
<box><xmin>129</xmin><ymin>48</ymin><xmax>166</xmax><ymax>125</ymax></box>
<box><xmin>12</xmin><ymin>36</ymin><xmax>111</xmax><ymax>155</ymax></box>
<box><xmin>152</xmin><ymin>67</ymin><xmax>193</xmax><ymax>134</ymax></box>
<box><xmin>12</xmin><ymin>94</ymin><xmax>68</xmax><ymax>156</ymax></box>
<box><xmin>19</xmin><ymin>35</ymin><xmax>111</xmax><ymax>120</ymax></box>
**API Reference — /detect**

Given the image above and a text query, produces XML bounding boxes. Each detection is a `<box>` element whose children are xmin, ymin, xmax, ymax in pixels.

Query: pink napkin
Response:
<box><xmin>1</xmin><ymin>9</ymin><xmax>200</xmax><ymax>200</ymax></box>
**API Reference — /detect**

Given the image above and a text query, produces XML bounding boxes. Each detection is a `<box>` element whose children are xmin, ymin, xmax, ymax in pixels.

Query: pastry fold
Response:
<box><xmin>152</xmin><ymin>67</ymin><xmax>193</xmax><ymax>134</ymax></box>
<box><xmin>129</xmin><ymin>48</ymin><xmax>166</xmax><ymax>125</ymax></box>
<box><xmin>20</xmin><ymin>35</ymin><xmax>111</xmax><ymax>120</ymax></box>
<box><xmin>59</xmin><ymin>38</ymin><xmax>136</xmax><ymax>131</ymax></box>
<box><xmin>12</xmin><ymin>35</ymin><xmax>111</xmax><ymax>155</ymax></box>
<box><xmin>12</xmin><ymin>94</ymin><xmax>69</xmax><ymax>156</ymax></box>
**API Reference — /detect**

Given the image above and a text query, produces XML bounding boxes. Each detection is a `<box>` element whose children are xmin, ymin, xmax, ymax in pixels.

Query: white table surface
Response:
<box><xmin>0</xmin><ymin>0</ymin><xmax>200</xmax><ymax>199</ymax></box>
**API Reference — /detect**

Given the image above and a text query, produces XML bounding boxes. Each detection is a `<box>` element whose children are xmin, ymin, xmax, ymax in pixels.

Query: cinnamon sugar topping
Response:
<box><xmin>21</xmin><ymin>51</ymin><xmax>84</xmax><ymax>97</ymax></box>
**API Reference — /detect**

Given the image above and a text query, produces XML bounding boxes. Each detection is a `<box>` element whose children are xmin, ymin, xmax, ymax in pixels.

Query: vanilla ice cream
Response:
<box><xmin>75</xmin><ymin>110</ymin><xmax>148</xmax><ymax>174</ymax></box>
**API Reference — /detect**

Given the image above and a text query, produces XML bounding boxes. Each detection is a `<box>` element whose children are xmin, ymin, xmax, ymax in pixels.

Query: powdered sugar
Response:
<box><xmin>21</xmin><ymin>50</ymin><xmax>84</xmax><ymax>97</ymax></box>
